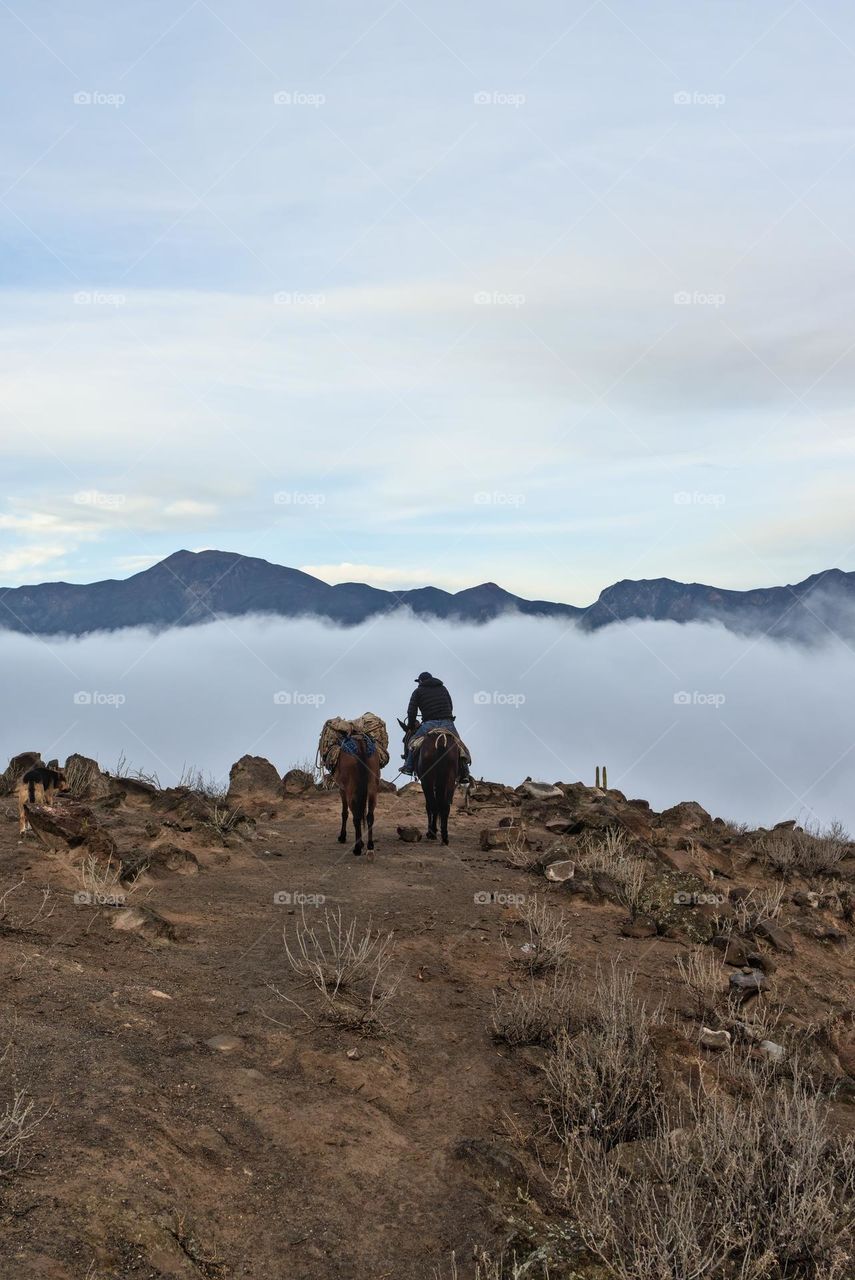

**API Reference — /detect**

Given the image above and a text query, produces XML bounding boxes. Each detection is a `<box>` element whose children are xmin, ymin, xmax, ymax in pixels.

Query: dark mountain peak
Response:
<box><xmin>0</xmin><ymin>551</ymin><xmax>852</xmax><ymax>643</ymax></box>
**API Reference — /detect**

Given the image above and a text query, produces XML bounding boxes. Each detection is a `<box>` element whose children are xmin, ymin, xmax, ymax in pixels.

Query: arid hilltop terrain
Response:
<box><xmin>0</xmin><ymin>752</ymin><xmax>852</xmax><ymax>1279</ymax></box>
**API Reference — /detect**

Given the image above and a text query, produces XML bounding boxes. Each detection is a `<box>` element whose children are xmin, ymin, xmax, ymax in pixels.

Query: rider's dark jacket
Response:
<box><xmin>407</xmin><ymin>676</ymin><xmax>454</xmax><ymax>730</ymax></box>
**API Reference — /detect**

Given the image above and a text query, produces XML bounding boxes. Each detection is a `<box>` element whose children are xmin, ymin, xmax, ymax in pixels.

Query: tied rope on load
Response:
<box><xmin>316</xmin><ymin>713</ymin><xmax>390</xmax><ymax>781</ymax></box>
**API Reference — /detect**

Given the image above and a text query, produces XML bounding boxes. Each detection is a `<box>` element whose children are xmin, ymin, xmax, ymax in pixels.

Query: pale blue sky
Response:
<box><xmin>2</xmin><ymin>0</ymin><xmax>855</xmax><ymax>601</ymax></box>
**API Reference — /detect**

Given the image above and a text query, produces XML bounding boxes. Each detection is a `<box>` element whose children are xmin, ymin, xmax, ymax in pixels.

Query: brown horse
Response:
<box><xmin>334</xmin><ymin>735</ymin><xmax>380</xmax><ymax>856</ymax></box>
<box><xmin>398</xmin><ymin>719</ymin><xmax>459</xmax><ymax>845</ymax></box>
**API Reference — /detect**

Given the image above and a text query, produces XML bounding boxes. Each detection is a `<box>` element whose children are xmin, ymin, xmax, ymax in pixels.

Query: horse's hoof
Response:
<box><xmin>425</xmin><ymin>830</ymin><xmax>437</xmax><ymax>841</ymax></box>
<box><xmin>353</xmin><ymin>846</ymin><xmax>363</xmax><ymax>857</ymax></box>
<box><xmin>337</xmin><ymin>834</ymin><xmax>347</xmax><ymax>843</ymax></box>
<box><xmin>442</xmin><ymin>838</ymin><xmax>449</xmax><ymax>845</ymax></box>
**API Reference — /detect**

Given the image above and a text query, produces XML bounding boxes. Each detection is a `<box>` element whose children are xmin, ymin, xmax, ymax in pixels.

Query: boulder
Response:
<box><xmin>226</xmin><ymin>756</ymin><xmax>283</xmax><ymax>806</ymax></box>
<box><xmin>729</xmin><ymin>969</ymin><xmax>768</xmax><ymax>998</ymax></box>
<box><xmin>282</xmin><ymin>768</ymin><xmax>315</xmax><ymax>795</ymax></box>
<box><xmin>121</xmin><ymin>844</ymin><xmax>199</xmax><ymax>883</ymax></box>
<box><xmin>480</xmin><ymin>826</ymin><xmax>531</xmax><ymax>852</ymax></box>
<box><xmin>753</xmin><ymin>920</ymin><xmax>794</xmax><ymax>953</ymax></box>
<box><xmin>111</xmin><ymin>904</ymin><xmax>175</xmax><ymax>943</ymax></box>
<box><xmin>700</xmin><ymin>1028</ymin><xmax>731</xmax><ymax>1051</ymax></box>
<box><xmin>396</xmin><ymin>825</ymin><xmax>422</xmax><ymax>843</ymax></box>
<box><xmin>711</xmin><ymin>934</ymin><xmax>750</xmax><ymax>966</ymax></box>
<box><xmin>620</xmin><ymin>914</ymin><xmax>657</xmax><ymax>939</ymax></box>
<box><xmin>1</xmin><ymin>751</ymin><xmax>42</xmax><ymax>793</ymax></box>
<box><xmin>520</xmin><ymin>780</ymin><xmax>565</xmax><ymax>802</ymax></box>
<box><xmin>26</xmin><ymin>802</ymin><xmax>117</xmax><ymax>859</ymax></box>
<box><xmin>544</xmin><ymin>859</ymin><xmax>575</xmax><ymax>883</ymax></box>
<box><xmin>758</xmin><ymin>1039</ymin><xmax>785</xmax><ymax>1063</ymax></box>
<box><xmin>64</xmin><ymin>753</ymin><xmax>109</xmax><ymax>800</ymax></box>
<box><xmin>659</xmin><ymin>801</ymin><xmax>711</xmax><ymax>832</ymax></box>
<box><xmin>544</xmin><ymin>816</ymin><xmax>576</xmax><ymax>835</ymax></box>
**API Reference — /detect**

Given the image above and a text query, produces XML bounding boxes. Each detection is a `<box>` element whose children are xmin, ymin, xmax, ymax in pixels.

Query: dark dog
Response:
<box><xmin>17</xmin><ymin>765</ymin><xmax>68</xmax><ymax>836</ymax></box>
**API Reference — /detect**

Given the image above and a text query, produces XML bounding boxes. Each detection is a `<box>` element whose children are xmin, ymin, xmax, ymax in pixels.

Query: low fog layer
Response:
<box><xmin>1</xmin><ymin>613</ymin><xmax>851</xmax><ymax>832</ymax></box>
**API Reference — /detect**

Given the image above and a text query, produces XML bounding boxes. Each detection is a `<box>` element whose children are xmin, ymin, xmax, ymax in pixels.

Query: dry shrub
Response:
<box><xmin>545</xmin><ymin>964</ymin><xmax>662</xmax><ymax>1149</ymax></box>
<box><xmin>579</xmin><ymin>829</ymin><xmax>651</xmax><ymax>916</ymax></box>
<box><xmin>676</xmin><ymin>946</ymin><xmax>725</xmax><ymax>1023</ymax></box>
<box><xmin>0</xmin><ymin>879</ymin><xmax>54</xmax><ymax>932</ymax></box>
<box><xmin>112</xmin><ymin>751</ymin><xmax>161</xmax><ymax>788</ymax></box>
<box><xmin>557</xmin><ymin>1068</ymin><xmax>855</xmax><ymax>1280</ymax></box>
<box><xmin>77</xmin><ymin>855</ymin><xmax>138</xmax><ymax>906</ymax></box>
<box><xmin>277</xmin><ymin>908</ymin><xmax>402</xmax><ymax>1034</ymax></box>
<box><xmin>0</xmin><ymin>1046</ymin><xmax>47</xmax><ymax>1174</ymax></box>
<box><xmin>440</xmin><ymin>1253</ymin><xmax>538</xmax><ymax>1280</ymax></box>
<box><xmin>732</xmin><ymin>882</ymin><xmax>787</xmax><ymax>933</ymax></box>
<box><xmin>756</xmin><ymin>820</ymin><xmax>851</xmax><ymax>879</ymax></box>
<box><xmin>491</xmin><ymin>970</ymin><xmax>581</xmax><ymax>1046</ymax></box>
<box><xmin>204</xmin><ymin>803</ymin><xmax>246</xmax><ymax>837</ymax></box>
<box><xmin>177</xmin><ymin>765</ymin><xmax>228</xmax><ymax>802</ymax></box>
<box><xmin>512</xmin><ymin>897</ymin><xmax>573</xmax><ymax>974</ymax></box>
<box><xmin>503</xmin><ymin>826</ymin><xmax>540</xmax><ymax>871</ymax></box>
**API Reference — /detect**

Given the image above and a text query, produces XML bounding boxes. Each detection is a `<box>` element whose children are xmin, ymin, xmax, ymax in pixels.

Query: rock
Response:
<box><xmin>107</xmin><ymin>774</ymin><xmax>160</xmax><ymax>804</ymax></box>
<box><xmin>453</xmin><ymin>1138</ymin><xmax>530</xmax><ymax>1192</ymax></box>
<box><xmin>544</xmin><ymin>816</ymin><xmax>574</xmax><ymax>835</ymax></box>
<box><xmin>700</xmin><ymin>1027</ymin><xmax>731</xmax><ymax>1050</ymax></box>
<box><xmin>773</xmin><ymin>819</ymin><xmax>797</xmax><ymax>831</ymax></box>
<box><xmin>64</xmin><ymin>753</ymin><xmax>109</xmax><ymax>800</ymax></box>
<box><xmin>153</xmin><ymin>788</ymin><xmax>214</xmax><ymax>826</ymax></box>
<box><xmin>205</xmin><ymin>1033</ymin><xmax>243</xmax><ymax>1053</ymax></box>
<box><xmin>729</xmin><ymin>968</ymin><xmax>768</xmax><ymax>997</ymax></box>
<box><xmin>396</xmin><ymin>825</ymin><xmax>422</xmax><ymax>843</ymax></box>
<box><xmin>520</xmin><ymin>781</ymin><xmax>565</xmax><ymax>802</ymax></box>
<box><xmin>659</xmin><ymin>801</ymin><xmax>711</xmax><ymax>832</ymax></box>
<box><xmin>26</xmin><ymin>802</ymin><xmax>117</xmax><ymax>859</ymax></box>
<box><xmin>111</xmin><ymin>905</ymin><xmax>176</xmax><ymax>943</ymax></box>
<box><xmin>0</xmin><ymin>751</ymin><xmax>42</xmax><ymax>794</ymax></box>
<box><xmin>345</xmin><ymin>1048</ymin><xmax>361</xmax><ymax>1060</ymax></box>
<box><xmin>378</xmin><ymin>778</ymin><xmax>397</xmax><ymax>793</ymax></box>
<box><xmin>544</xmin><ymin>859</ymin><xmax>575</xmax><ymax>883</ymax></box>
<box><xmin>754</xmin><ymin>920</ymin><xmax>794</xmax><ymax>953</ymax></box>
<box><xmin>711</xmin><ymin>934</ymin><xmax>751</xmax><ymax>967</ymax></box>
<box><xmin>745</xmin><ymin>950</ymin><xmax>776</xmax><ymax>975</ymax></box>
<box><xmin>121</xmin><ymin>844</ymin><xmax>199</xmax><ymax>882</ymax></box>
<box><xmin>759</xmin><ymin>1039</ymin><xmax>785</xmax><ymax>1062</ymax></box>
<box><xmin>282</xmin><ymin>768</ymin><xmax>315</xmax><ymax>795</ymax></box>
<box><xmin>480</xmin><ymin>827</ymin><xmax>530</xmax><ymax>852</ymax></box>
<box><xmin>620</xmin><ymin>914</ymin><xmax>657</xmax><ymax>939</ymax></box>
<box><xmin>791</xmin><ymin>890</ymin><xmax>820</xmax><ymax>909</ymax></box>
<box><xmin>810</xmin><ymin>924</ymin><xmax>847</xmax><ymax>944</ymax></box>
<box><xmin>226</xmin><ymin>756</ymin><xmax>283</xmax><ymax>807</ymax></box>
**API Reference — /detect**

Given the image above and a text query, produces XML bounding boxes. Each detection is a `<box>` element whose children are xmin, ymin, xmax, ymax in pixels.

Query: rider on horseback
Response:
<box><xmin>400</xmin><ymin>672</ymin><xmax>471</xmax><ymax>784</ymax></box>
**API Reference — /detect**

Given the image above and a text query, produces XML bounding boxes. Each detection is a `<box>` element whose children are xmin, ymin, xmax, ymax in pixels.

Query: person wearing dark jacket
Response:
<box><xmin>401</xmin><ymin>672</ymin><xmax>471</xmax><ymax>782</ymax></box>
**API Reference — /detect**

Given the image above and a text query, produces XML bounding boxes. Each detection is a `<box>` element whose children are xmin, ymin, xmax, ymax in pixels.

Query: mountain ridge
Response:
<box><xmin>1</xmin><ymin>549</ymin><xmax>853</xmax><ymax>642</ymax></box>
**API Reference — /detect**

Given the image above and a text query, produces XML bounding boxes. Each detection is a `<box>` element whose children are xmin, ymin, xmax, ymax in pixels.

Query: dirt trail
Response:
<box><xmin>0</xmin><ymin>778</ymin><xmax>851</xmax><ymax>1279</ymax></box>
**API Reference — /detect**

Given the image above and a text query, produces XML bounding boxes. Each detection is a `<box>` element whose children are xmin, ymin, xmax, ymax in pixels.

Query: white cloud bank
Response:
<box><xmin>1</xmin><ymin>613</ymin><xmax>852</xmax><ymax>833</ymax></box>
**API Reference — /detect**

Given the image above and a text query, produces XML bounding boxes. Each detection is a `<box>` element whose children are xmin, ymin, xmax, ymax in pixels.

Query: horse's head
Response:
<box><xmin>397</xmin><ymin>717</ymin><xmax>410</xmax><ymax>753</ymax></box>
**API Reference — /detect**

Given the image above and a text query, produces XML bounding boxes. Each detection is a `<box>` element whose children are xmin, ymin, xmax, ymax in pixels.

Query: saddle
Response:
<box><xmin>410</xmin><ymin>726</ymin><xmax>471</xmax><ymax>769</ymax></box>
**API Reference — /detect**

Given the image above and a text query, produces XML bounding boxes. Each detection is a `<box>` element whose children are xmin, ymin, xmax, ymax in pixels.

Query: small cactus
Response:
<box><xmin>603</xmin><ymin>765</ymin><xmax>608</xmax><ymax>790</ymax></box>
<box><xmin>595</xmin><ymin>765</ymin><xmax>600</xmax><ymax>788</ymax></box>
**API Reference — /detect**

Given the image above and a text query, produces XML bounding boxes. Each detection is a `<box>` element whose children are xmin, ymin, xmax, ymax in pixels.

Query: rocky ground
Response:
<box><xmin>0</xmin><ymin>752</ymin><xmax>852</xmax><ymax>1279</ymax></box>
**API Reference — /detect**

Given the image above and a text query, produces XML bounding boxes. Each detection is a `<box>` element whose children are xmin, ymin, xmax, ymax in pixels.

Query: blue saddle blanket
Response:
<box><xmin>341</xmin><ymin>734</ymin><xmax>376</xmax><ymax>757</ymax></box>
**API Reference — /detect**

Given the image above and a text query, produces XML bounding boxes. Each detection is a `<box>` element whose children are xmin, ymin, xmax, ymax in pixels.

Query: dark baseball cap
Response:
<box><xmin>415</xmin><ymin>671</ymin><xmax>433</xmax><ymax>682</ymax></box>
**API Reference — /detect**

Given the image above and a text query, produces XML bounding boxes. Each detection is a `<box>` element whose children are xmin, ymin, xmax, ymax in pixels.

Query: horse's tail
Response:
<box><xmin>351</xmin><ymin>737</ymin><xmax>370</xmax><ymax>828</ymax></box>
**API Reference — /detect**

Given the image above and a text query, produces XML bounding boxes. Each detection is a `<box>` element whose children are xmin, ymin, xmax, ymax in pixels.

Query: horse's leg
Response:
<box><xmin>338</xmin><ymin>788</ymin><xmax>348</xmax><ymax>843</ymax></box>
<box><xmin>366</xmin><ymin>786</ymin><xmax>376</xmax><ymax>852</ymax></box>
<box><xmin>351</xmin><ymin>800</ymin><xmax>364</xmax><ymax>856</ymax></box>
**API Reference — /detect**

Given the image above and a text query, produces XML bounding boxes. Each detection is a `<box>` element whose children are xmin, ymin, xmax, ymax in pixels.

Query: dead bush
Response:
<box><xmin>579</xmin><ymin>829</ymin><xmax>651</xmax><ymax>916</ymax></box>
<box><xmin>557</xmin><ymin>1067</ymin><xmax>855</xmax><ymax>1280</ymax></box>
<box><xmin>731</xmin><ymin>882</ymin><xmax>787</xmax><ymax>933</ymax></box>
<box><xmin>755</xmin><ymin>819</ymin><xmax>851</xmax><ymax>879</ymax></box>
<box><xmin>276</xmin><ymin>908</ymin><xmax>402</xmax><ymax>1034</ymax></box>
<box><xmin>512</xmin><ymin>897</ymin><xmax>573</xmax><ymax>974</ymax></box>
<box><xmin>0</xmin><ymin>879</ymin><xmax>54</xmax><ymax>933</ymax></box>
<box><xmin>545</xmin><ymin>963</ymin><xmax>662</xmax><ymax>1149</ymax></box>
<box><xmin>676</xmin><ymin>946</ymin><xmax>725</xmax><ymax>1023</ymax></box>
<box><xmin>0</xmin><ymin>1047</ymin><xmax>47</xmax><ymax>1174</ymax></box>
<box><xmin>491</xmin><ymin>970</ymin><xmax>581</xmax><ymax>1046</ymax></box>
<box><xmin>177</xmin><ymin>765</ymin><xmax>228</xmax><ymax>802</ymax></box>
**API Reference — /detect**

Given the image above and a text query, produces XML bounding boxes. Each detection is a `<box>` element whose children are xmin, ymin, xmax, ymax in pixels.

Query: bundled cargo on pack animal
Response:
<box><xmin>316</xmin><ymin>714</ymin><xmax>389</xmax><ymax>857</ymax></box>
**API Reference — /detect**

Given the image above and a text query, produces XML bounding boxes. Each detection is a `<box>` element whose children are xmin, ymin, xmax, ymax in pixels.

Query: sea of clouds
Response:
<box><xmin>1</xmin><ymin>612</ymin><xmax>852</xmax><ymax>832</ymax></box>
